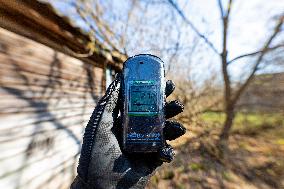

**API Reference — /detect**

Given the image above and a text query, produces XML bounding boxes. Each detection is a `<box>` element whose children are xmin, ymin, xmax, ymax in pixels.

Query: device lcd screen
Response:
<box><xmin>129</xmin><ymin>81</ymin><xmax>158</xmax><ymax>113</ymax></box>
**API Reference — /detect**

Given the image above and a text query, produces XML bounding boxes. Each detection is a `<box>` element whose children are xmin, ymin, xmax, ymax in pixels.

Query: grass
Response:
<box><xmin>201</xmin><ymin>111</ymin><xmax>284</xmax><ymax>135</ymax></box>
<box><xmin>201</xmin><ymin>112</ymin><xmax>283</xmax><ymax>126</ymax></box>
<box><xmin>188</xmin><ymin>162</ymin><xmax>204</xmax><ymax>171</ymax></box>
<box><xmin>147</xmin><ymin>111</ymin><xmax>284</xmax><ymax>189</ymax></box>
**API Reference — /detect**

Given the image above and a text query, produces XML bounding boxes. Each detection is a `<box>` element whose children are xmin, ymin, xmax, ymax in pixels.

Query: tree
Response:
<box><xmin>51</xmin><ymin>0</ymin><xmax>283</xmax><ymax>148</ymax></box>
<box><xmin>168</xmin><ymin>0</ymin><xmax>284</xmax><ymax>147</ymax></box>
<box><xmin>217</xmin><ymin>1</ymin><xmax>283</xmax><ymax>145</ymax></box>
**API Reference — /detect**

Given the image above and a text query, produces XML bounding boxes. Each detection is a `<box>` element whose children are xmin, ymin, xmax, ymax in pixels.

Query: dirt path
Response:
<box><xmin>146</xmin><ymin>125</ymin><xmax>284</xmax><ymax>189</ymax></box>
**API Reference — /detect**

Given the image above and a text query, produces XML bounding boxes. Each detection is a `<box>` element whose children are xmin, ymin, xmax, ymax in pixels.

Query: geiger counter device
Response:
<box><xmin>122</xmin><ymin>54</ymin><xmax>166</xmax><ymax>153</ymax></box>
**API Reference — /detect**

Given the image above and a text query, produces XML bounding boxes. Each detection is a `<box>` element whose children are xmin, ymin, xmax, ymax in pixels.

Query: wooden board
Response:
<box><xmin>0</xmin><ymin>28</ymin><xmax>104</xmax><ymax>189</ymax></box>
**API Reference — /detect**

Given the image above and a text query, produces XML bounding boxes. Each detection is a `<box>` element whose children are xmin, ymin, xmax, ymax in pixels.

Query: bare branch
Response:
<box><xmin>119</xmin><ymin>1</ymin><xmax>137</xmax><ymax>56</ymax></box>
<box><xmin>217</xmin><ymin>0</ymin><xmax>233</xmax><ymax>21</ymax></box>
<box><xmin>231</xmin><ymin>15</ymin><xmax>284</xmax><ymax>104</ymax></box>
<box><xmin>228</xmin><ymin>44</ymin><xmax>284</xmax><ymax>64</ymax></box>
<box><xmin>217</xmin><ymin>0</ymin><xmax>224</xmax><ymax>18</ymax></box>
<box><xmin>220</xmin><ymin>0</ymin><xmax>234</xmax><ymax>109</ymax></box>
<box><xmin>167</xmin><ymin>30</ymin><xmax>181</xmax><ymax>72</ymax></box>
<box><xmin>73</xmin><ymin>1</ymin><xmax>126</xmax><ymax>56</ymax></box>
<box><xmin>167</xmin><ymin>0</ymin><xmax>220</xmax><ymax>55</ymax></box>
<box><xmin>226</xmin><ymin>0</ymin><xmax>233</xmax><ymax>18</ymax></box>
<box><xmin>89</xmin><ymin>2</ymin><xmax>124</xmax><ymax>53</ymax></box>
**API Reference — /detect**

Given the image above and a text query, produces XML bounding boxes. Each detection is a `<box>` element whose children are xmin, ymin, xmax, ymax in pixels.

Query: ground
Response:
<box><xmin>146</xmin><ymin>112</ymin><xmax>284</xmax><ymax>189</ymax></box>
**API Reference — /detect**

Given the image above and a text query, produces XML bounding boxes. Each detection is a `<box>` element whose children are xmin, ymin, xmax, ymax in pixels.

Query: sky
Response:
<box><xmin>164</xmin><ymin>0</ymin><xmax>284</xmax><ymax>79</ymax></box>
<box><xmin>46</xmin><ymin>0</ymin><xmax>284</xmax><ymax>81</ymax></box>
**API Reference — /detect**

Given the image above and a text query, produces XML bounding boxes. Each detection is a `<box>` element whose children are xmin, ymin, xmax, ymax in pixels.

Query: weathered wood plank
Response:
<box><xmin>0</xmin><ymin>108</ymin><xmax>93</xmax><ymax>130</ymax></box>
<box><xmin>0</xmin><ymin>117</ymin><xmax>90</xmax><ymax>142</ymax></box>
<box><xmin>0</xmin><ymin>150</ymin><xmax>78</xmax><ymax>189</ymax></box>
<box><xmin>0</xmin><ymin>103</ymin><xmax>95</xmax><ymax>115</ymax></box>
<box><xmin>0</xmin><ymin>4</ymin><xmax>114</xmax><ymax>188</ymax></box>
<box><xmin>0</xmin><ymin>119</ymin><xmax>88</xmax><ymax>161</ymax></box>
<box><xmin>0</xmin><ymin>87</ymin><xmax>100</xmax><ymax>101</ymax></box>
<box><xmin>0</xmin><ymin>54</ymin><xmax>103</xmax><ymax>83</ymax></box>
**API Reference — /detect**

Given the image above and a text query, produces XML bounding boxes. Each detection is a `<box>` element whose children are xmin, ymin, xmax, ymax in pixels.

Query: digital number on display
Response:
<box><xmin>129</xmin><ymin>81</ymin><xmax>158</xmax><ymax>113</ymax></box>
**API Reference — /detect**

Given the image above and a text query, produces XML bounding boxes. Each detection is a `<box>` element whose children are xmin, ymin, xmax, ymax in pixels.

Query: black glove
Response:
<box><xmin>71</xmin><ymin>74</ymin><xmax>185</xmax><ymax>189</ymax></box>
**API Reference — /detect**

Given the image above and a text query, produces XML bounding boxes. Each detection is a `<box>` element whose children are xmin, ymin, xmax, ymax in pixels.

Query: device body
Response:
<box><xmin>122</xmin><ymin>54</ymin><xmax>166</xmax><ymax>153</ymax></box>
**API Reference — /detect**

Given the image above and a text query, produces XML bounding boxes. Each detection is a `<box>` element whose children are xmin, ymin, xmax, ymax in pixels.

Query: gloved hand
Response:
<box><xmin>71</xmin><ymin>74</ymin><xmax>185</xmax><ymax>189</ymax></box>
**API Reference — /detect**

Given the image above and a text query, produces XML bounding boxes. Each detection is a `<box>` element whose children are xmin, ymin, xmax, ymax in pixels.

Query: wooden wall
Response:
<box><xmin>0</xmin><ymin>28</ymin><xmax>104</xmax><ymax>189</ymax></box>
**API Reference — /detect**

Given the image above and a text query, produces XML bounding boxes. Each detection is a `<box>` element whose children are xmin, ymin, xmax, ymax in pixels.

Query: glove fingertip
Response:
<box><xmin>165</xmin><ymin>100</ymin><xmax>184</xmax><ymax>119</ymax></box>
<box><xmin>158</xmin><ymin>144</ymin><xmax>175</xmax><ymax>163</ymax></box>
<box><xmin>165</xmin><ymin>80</ymin><xmax>175</xmax><ymax>97</ymax></box>
<box><xmin>164</xmin><ymin>121</ymin><xmax>186</xmax><ymax>141</ymax></box>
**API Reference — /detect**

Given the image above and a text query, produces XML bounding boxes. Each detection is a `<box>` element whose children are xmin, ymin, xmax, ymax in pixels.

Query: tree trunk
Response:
<box><xmin>220</xmin><ymin>106</ymin><xmax>235</xmax><ymax>142</ymax></box>
<box><xmin>217</xmin><ymin>106</ymin><xmax>235</xmax><ymax>157</ymax></box>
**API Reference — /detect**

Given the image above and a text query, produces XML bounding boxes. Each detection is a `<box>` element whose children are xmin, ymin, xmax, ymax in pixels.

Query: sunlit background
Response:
<box><xmin>0</xmin><ymin>0</ymin><xmax>283</xmax><ymax>188</ymax></box>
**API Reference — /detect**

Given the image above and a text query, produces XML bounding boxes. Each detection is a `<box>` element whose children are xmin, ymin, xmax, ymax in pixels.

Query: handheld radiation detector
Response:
<box><xmin>122</xmin><ymin>54</ymin><xmax>166</xmax><ymax>153</ymax></box>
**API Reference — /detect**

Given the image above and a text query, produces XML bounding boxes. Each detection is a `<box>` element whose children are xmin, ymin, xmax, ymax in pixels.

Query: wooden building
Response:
<box><xmin>0</xmin><ymin>1</ymin><xmax>125</xmax><ymax>189</ymax></box>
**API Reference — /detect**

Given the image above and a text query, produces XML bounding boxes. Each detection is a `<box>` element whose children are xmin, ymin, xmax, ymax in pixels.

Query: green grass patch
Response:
<box><xmin>201</xmin><ymin>112</ymin><xmax>283</xmax><ymax>135</ymax></box>
<box><xmin>201</xmin><ymin>112</ymin><xmax>225</xmax><ymax>125</ymax></box>
<box><xmin>188</xmin><ymin>162</ymin><xmax>205</xmax><ymax>171</ymax></box>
